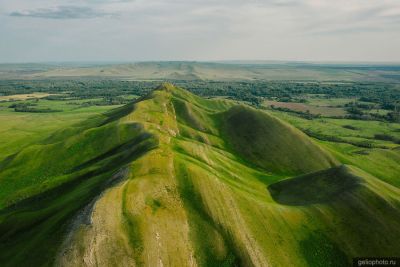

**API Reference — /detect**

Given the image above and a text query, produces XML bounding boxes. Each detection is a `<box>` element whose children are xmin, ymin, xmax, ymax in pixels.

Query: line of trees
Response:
<box><xmin>1</xmin><ymin>79</ymin><xmax>400</xmax><ymax>121</ymax></box>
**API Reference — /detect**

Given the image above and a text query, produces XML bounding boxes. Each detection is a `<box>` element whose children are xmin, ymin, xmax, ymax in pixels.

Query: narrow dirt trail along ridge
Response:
<box><xmin>0</xmin><ymin>83</ymin><xmax>400</xmax><ymax>267</ymax></box>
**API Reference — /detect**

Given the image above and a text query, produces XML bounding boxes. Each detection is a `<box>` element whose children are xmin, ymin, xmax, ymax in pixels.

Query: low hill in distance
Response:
<box><xmin>1</xmin><ymin>61</ymin><xmax>400</xmax><ymax>82</ymax></box>
<box><xmin>0</xmin><ymin>83</ymin><xmax>399</xmax><ymax>267</ymax></box>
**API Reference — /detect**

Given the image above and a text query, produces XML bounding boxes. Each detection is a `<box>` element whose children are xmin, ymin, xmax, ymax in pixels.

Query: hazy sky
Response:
<box><xmin>1</xmin><ymin>0</ymin><xmax>400</xmax><ymax>63</ymax></box>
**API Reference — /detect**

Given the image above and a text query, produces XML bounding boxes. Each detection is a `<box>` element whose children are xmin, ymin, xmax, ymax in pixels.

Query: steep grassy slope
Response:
<box><xmin>269</xmin><ymin>110</ymin><xmax>400</xmax><ymax>187</ymax></box>
<box><xmin>168</xmin><ymin>87</ymin><xmax>400</xmax><ymax>266</ymax></box>
<box><xmin>220</xmin><ymin>105</ymin><xmax>337</xmax><ymax>175</ymax></box>
<box><xmin>0</xmin><ymin>84</ymin><xmax>399</xmax><ymax>267</ymax></box>
<box><xmin>0</xmin><ymin>102</ymin><xmax>158</xmax><ymax>266</ymax></box>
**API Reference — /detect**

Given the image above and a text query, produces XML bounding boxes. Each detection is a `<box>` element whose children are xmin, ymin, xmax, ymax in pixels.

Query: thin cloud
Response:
<box><xmin>1</xmin><ymin>0</ymin><xmax>400</xmax><ymax>62</ymax></box>
<box><xmin>10</xmin><ymin>6</ymin><xmax>112</xmax><ymax>19</ymax></box>
<box><xmin>295</xmin><ymin>1</ymin><xmax>400</xmax><ymax>36</ymax></box>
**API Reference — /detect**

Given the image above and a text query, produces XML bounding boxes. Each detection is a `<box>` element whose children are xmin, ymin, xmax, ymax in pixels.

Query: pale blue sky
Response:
<box><xmin>1</xmin><ymin>0</ymin><xmax>399</xmax><ymax>62</ymax></box>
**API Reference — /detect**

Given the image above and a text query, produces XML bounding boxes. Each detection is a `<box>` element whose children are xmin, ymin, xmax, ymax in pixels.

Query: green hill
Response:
<box><xmin>220</xmin><ymin>105</ymin><xmax>337</xmax><ymax>175</ymax></box>
<box><xmin>0</xmin><ymin>83</ymin><xmax>399</xmax><ymax>267</ymax></box>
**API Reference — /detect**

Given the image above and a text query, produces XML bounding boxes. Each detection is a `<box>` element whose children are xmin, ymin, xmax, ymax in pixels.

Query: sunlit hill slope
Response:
<box><xmin>0</xmin><ymin>83</ymin><xmax>399</xmax><ymax>267</ymax></box>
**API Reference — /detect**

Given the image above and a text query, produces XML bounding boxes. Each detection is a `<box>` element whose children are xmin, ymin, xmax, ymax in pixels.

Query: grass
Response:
<box><xmin>1</xmin><ymin>83</ymin><xmax>400</xmax><ymax>267</ymax></box>
<box><xmin>299</xmin><ymin>231</ymin><xmax>349</xmax><ymax>267</ymax></box>
<box><xmin>306</xmin><ymin>97</ymin><xmax>355</xmax><ymax>107</ymax></box>
<box><xmin>268</xmin><ymin>165</ymin><xmax>361</xmax><ymax>205</ymax></box>
<box><xmin>219</xmin><ymin>105</ymin><xmax>338</xmax><ymax>175</ymax></box>
<box><xmin>175</xmin><ymin>160</ymin><xmax>239</xmax><ymax>267</ymax></box>
<box><xmin>264</xmin><ymin>100</ymin><xmax>347</xmax><ymax>116</ymax></box>
<box><xmin>168</xmin><ymin>85</ymin><xmax>400</xmax><ymax>266</ymax></box>
<box><xmin>0</xmin><ymin>101</ymin><xmax>157</xmax><ymax>266</ymax></box>
<box><xmin>0</xmin><ymin>93</ymin><xmax>54</xmax><ymax>101</ymax></box>
<box><xmin>270</xmin><ymin>109</ymin><xmax>400</xmax><ymax>146</ymax></box>
<box><xmin>267</xmin><ymin>109</ymin><xmax>400</xmax><ymax>187</ymax></box>
<box><xmin>320</xmin><ymin>142</ymin><xmax>400</xmax><ymax>188</ymax></box>
<box><xmin>0</xmin><ymin>98</ymin><xmax>120</xmax><ymax>161</ymax></box>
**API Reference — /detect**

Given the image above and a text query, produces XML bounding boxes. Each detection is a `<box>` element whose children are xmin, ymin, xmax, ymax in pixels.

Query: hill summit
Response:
<box><xmin>1</xmin><ymin>83</ymin><xmax>400</xmax><ymax>267</ymax></box>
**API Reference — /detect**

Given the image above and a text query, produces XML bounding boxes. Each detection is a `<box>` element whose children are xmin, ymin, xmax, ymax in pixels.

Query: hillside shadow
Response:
<box><xmin>268</xmin><ymin>165</ymin><xmax>362</xmax><ymax>206</ymax></box>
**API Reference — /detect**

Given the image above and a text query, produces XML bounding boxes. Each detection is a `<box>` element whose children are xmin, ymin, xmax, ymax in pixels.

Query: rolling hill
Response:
<box><xmin>1</xmin><ymin>61</ymin><xmax>400</xmax><ymax>82</ymax></box>
<box><xmin>0</xmin><ymin>83</ymin><xmax>399</xmax><ymax>267</ymax></box>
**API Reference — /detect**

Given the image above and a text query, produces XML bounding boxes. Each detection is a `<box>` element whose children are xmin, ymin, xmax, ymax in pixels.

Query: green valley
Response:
<box><xmin>0</xmin><ymin>82</ymin><xmax>399</xmax><ymax>267</ymax></box>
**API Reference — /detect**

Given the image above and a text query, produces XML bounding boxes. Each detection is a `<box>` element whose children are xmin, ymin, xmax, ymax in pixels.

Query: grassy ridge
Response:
<box><xmin>0</xmin><ymin>84</ymin><xmax>399</xmax><ymax>266</ymax></box>
<box><xmin>0</xmin><ymin>102</ymin><xmax>157</xmax><ymax>266</ymax></box>
<box><xmin>169</xmin><ymin>86</ymin><xmax>400</xmax><ymax>266</ymax></box>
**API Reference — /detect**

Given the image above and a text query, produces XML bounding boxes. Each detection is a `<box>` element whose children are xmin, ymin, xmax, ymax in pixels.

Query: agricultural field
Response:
<box><xmin>0</xmin><ymin>63</ymin><xmax>399</xmax><ymax>267</ymax></box>
<box><xmin>263</xmin><ymin>99</ymin><xmax>347</xmax><ymax>116</ymax></box>
<box><xmin>0</xmin><ymin>92</ymin><xmax>53</xmax><ymax>101</ymax></box>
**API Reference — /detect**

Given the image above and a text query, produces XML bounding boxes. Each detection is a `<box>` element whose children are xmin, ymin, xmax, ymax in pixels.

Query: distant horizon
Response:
<box><xmin>1</xmin><ymin>60</ymin><xmax>400</xmax><ymax>66</ymax></box>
